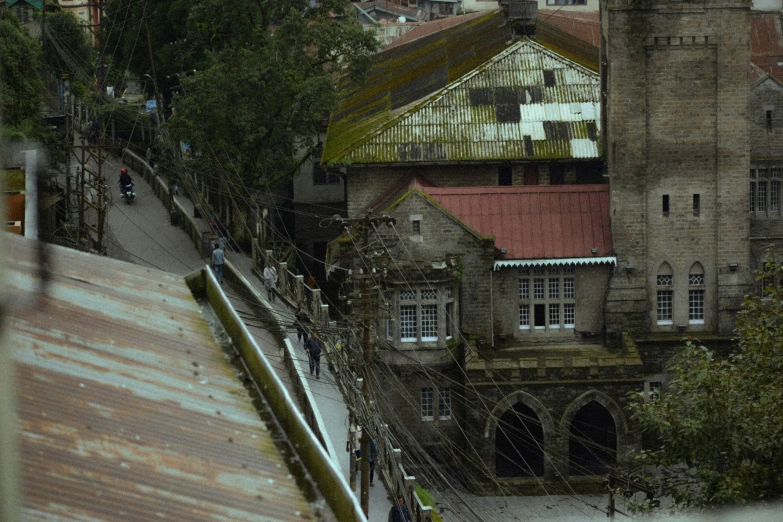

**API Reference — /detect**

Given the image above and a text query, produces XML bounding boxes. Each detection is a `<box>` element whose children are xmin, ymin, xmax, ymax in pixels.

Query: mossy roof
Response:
<box><xmin>324</xmin><ymin>22</ymin><xmax>601</xmax><ymax>165</ymax></box>
<box><xmin>323</xmin><ymin>10</ymin><xmax>511</xmax><ymax>164</ymax></box>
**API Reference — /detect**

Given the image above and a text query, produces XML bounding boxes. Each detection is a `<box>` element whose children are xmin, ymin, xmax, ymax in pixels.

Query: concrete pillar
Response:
<box><xmin>295</xmin><ymin>275</ymin><xmax>304</xmax><ymax>303</ymax></box>
<box><xmin>320</xmin><ymin>304</ymin><xmax>329</xmax><ymax>325</ymax></box>
<box><xmin>277</xmin><ymin>261</ymin><xmax>288</xmax><ymax>298</ymax></box>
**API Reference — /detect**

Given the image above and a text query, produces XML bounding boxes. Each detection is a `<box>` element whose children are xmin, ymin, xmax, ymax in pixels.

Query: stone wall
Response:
<box><xmin>603</xmin><ymin>0</ymin><xmax>754</xmax><ymax>336</ymax></box>
<box><xmin>750</xmin><ymin>77</ymin><xmax>783</xmax><ymax>160</ymax></box>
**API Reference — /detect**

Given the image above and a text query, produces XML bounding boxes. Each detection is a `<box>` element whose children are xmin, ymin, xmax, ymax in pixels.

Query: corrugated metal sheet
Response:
<box><xmin>751</xmin><ymin>13</ymin><xmax>783</xmax><ymax>84</ymax></box>
<box><xmin>6</xmin><ymin>235</ymin><xmax>317</xmax><ymax>522</ymax></box>
<box><xmin>329</xmin><ymin>37</ymin><xmax>600</xmax><ymax>164</ymax></box>
<box><xmin>425</xmin><ymin>184</ymin><xmax>612</xmax><ymax>259</ymax></box>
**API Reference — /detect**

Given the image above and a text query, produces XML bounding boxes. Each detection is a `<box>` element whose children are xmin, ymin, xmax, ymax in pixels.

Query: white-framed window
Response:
<box><xmin>388</xmin><ymin>286</ymin><xmax>456</xmax><ymax>344</ymax></box>
<box><xmin>439</xmin><ymin>388</ymin><xmax>452</xmax><ymax>420</ymax></box>
<box><xmin>519</xmin><ymin>264</ymin><xmax>576</xmax><ymax>332</ymax></box>
<box><xmin>644</xmin><ymin>377</ymin><xmax>666</xmax><ymax>402</ymax></box>
<box><xmin>656</xmin><ymin>263</ymin><xmax>674</xmax><ymax>325</ymax></box>
<box><xmin>401</xmin><ymin>305</ymin><xmax>417</xmax><ymax>342</ymax></box>
<box><xmin>519</xmin><ymin>304</ymin><xmax>530</xmax><ymax>330</ymax></box>
<box><xmin>750</xmin><ymin>167</ymin><xmax>783</xmax><ymax>216</ymax></box>
<box><xmin>688</xmin><ymin>263</ymin><xmax>705</xmax><ymax>324</ymax></box>
<box><xmin>564</xmin><ymin>303</ymin><xmax>575</xmax><ymax>328</ymax></box>
<box><xmin>421</xmin><ymin>304</ymin><xmax>438</xmax><ymax>341</ymax></box>
<box><xmin>421</xmin><ymin>388</ymin><xmax>434</xmax><ymax>421</ymax></box>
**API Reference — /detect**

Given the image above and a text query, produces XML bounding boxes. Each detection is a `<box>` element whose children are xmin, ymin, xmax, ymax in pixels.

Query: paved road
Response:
<box><xmin>103</xmin><ymin>155</ymin><xmax>395</xmax><ymax>522</ymax></box>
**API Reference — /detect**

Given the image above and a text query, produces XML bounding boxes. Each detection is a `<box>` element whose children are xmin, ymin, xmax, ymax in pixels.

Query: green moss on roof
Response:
<box><xmin>323</xmin><ymin>10</ymin><xmax>511</xmax><ymax>164</ymax></box>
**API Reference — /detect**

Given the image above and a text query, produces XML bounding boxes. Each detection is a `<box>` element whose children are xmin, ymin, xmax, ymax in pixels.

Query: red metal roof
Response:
<box><xmin>751</xmin><ymin>13</ymin><xmax>783</xmax><ymax>84</ymax></box>
<box><xmin>537</xmin><ymin>9</ymin><xmax>600</xmax><ymax>47</ymax></box>
<box><xmin>425</xmin><ymin>184</ymin><xmax>612</xmax><ymax>259</ymax></box>
<box><xmin>384</xmin><ymin>11</ymin><xmax>490</xmax><ymax>50</ymax></box>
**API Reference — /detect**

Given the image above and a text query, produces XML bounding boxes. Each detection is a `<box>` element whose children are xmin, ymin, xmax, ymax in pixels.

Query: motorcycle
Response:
<box><xmin>121</xmin><ymin>183</ymin><xmax>136</xmax><ymax>204</ymax></box>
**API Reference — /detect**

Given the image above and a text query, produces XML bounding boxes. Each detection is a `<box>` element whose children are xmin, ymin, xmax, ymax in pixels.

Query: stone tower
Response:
<box><xmin>601</xmin><ymin>0</ymin><xmax>753</xmax><ymax>335</ymax></box>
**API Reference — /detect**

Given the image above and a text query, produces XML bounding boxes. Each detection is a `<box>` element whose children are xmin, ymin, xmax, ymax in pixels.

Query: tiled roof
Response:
<box><xmin>325</xmin><ymin>35</ymin><xmax>600</xmax><ymax>164</ymax></box>
<box><xmin>751</xmin><ymin>13</ymin><xmax>783</xmax><ymax>84</ymax></box>
<box><xmin>424</xmin><ymin>184</ymin><xmax>612</xmax><ymax>259</ymax></box>
<box><xmin>323</xmin><ymin>10</ymin><xmax>511</xmax><ymax>163</ymax></box>
<box><xmin>6</xmin><ymin>236</ymin><xmax>319</xmax><ymax>521</ymax></box>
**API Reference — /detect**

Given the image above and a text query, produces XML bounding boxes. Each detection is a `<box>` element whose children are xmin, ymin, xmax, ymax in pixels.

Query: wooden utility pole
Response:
<box><xmin>329</xmin><ymin>211</ymin><xmax>396</xmax><ymax>518</ymax></box>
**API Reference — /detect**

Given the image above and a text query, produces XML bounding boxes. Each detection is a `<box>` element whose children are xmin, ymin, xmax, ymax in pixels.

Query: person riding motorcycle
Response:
<box><xmin>119</xmin><ymin>168</ymin><xmax>134</xmax><ymax>198</ymax></box>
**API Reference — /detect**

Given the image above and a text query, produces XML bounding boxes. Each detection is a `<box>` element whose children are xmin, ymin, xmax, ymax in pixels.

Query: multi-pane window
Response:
<box><xmin>519</xmin><ymin>279</ymin><xmax>529</xmax><ymax>299</ymax></box>
<box><xmin>421</xmin><ymin>305</ymin><xmax>438</xmax><ymax>341</ymax></box>
<box><xmin>312</xmin><ymin>145</ymin><xmax>340</xmax><ymax>185</ymax></box>
<box><xmin>519</xmin><ymin>264</ymin><xmax>576</xmax><ymax>331</ymax></box>
<box><xmin>534</xmin><ymin>279</ymin><xmax>545</xmax><ymax>299</ymax></box>
<box><xmin>421</xmin><ymin>388</ymin><xmax>434</xmax><ymax>421</ymax></box>
<box><xmin>564</xmin><ymin>278</ymin><xmax>575</xmax><ymax>299</ymax></box>
<box><xmin>563</xmin><ymin>303</ymin><xmax>575</xmax><ymax>328</ymax></box>
<box><xmin>689</xmin><ymin>264</ymin><xmax>705</xmax><ymax>324</ymax></box>
<box><xmin>400</xmin><ymin>305</ymin><xmax>417</xmax><ymax>341</ymax></box>
<box><xmin>750</xmin><ymin>168</ymin><xmax>783</xmax><ymax>215</ymax></box>
<box><xmin>549</xmin><ymin>279</ymin><xmax>559</xmax><ymax>299</ymax></box>
<box><xmin>391</xmin><ymin>287</ymin><xmax>456</xmax><ymax>343</ymax></box>
<box><xmin>519</xmin><ymin>304</ymin><xmax>530</xmax><ymax>330</ymax></box>
<box><xmin>549</xmin><ymin>304</ymin><xmax>560</xmax><ymax>328</ymax></box>
<box><xmin>439</xmin><ymin>389</ymin><xmax>452</xmax><ymax>420</ymax></box>
<box><xmin>656</xmin><ymin>265</ymin><xmax>674</xmax><ymax>325</ymax></box>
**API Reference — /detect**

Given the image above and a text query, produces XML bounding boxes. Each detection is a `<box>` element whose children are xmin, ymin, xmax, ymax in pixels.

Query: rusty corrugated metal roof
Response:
<box><xmin>424</xmin><ymin>184</ymin><xmax>612</xmax><ymax>259</ymax></box>
<box><xmin>384</xmin><ymin>11</ymin><xmax>490</xmax><ymax>50</ymax></box>
<box><xmin>325</xmin><ymin>36</ymin><xmax>600</xmax><ymax>164</ymax></box>
<box><xmin>6</xmin><ymin>235</ymin><xmax>319</xmax><ymax>522</ymax></box>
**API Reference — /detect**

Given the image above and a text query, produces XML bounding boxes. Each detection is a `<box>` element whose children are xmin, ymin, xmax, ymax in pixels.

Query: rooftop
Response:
<box><xmin>6</xmin><ymin>235</ymin><xmax>324</xmax><ymax>521</ymax></box>
<box><xmin>425</xmin><ymin>184</ymin><xmax>612</xmax><ymax>259</ymax></box>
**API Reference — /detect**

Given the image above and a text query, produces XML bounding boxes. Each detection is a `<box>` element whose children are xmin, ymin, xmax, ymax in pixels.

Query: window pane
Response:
<box><xmin>421</xmin><ymin>304</ymin><xmax>438</xmax><ymax>340</ymax></box>
<box><xmin>386</xmin><ymin>318</ymin><xmax>393</xmax><ymax>340</ymax></box>
<box><xmin>564</xmin><ymin>278</ymin><xmax>575</xmax><ymax>299</ymax></box>
<box><xmin>445</xmin><ymin>287</ymin><xmax>453</xmax><ymax>298</ymax></box>
<box><xmin>657</xmin><ymin>275</ymin><xmax>673</xmax><ymax>286</ymax></box>
<box><xmin>689</xmin><ymin>273</ymin><xmax>704</xmax><ymax>285</ymax></box>
<box><xmin>534</xmin><ymin>279</ymin><xmax>545</xmax><ymax>299</ymax></box>
<box><xmin>519</xmin><ymin>304</ymin><xmax>530</xmax><ymax>329</ymax></box>
<box><xmin>657</xmin><ymin>290</ymin><xmax>673</xmax><ymax>322</ymax></box>
<box><xmin>421</xmin><ymin>388</ymin><xmax>433</xmax><ymax>420</ymax></box>
<box><xmin>446</xmin><ymin>302</ymin><xmax>454</xmax><ymax>338</ymax></box>
<box><xmin>400</xmin><ymin>290</ymin><xmax>416</xmax><ymax>301</ymax></box>
<box><xmin>519</xmin><ymin>279</ymin><xmax>529</xmax><ymax>299</ymax></box>
<box><xmin>533</xmin><ymin>266</ymin><xmax>544</xmax><ymax>275</ymax></box>
<box><xmin>549</xmin><ymin>278</ymin><xmax>560</xmax><ymax>299</ymax></box>
<box><xmin>548</xmin><ymin>266</ymin><xmax>559</xmax><ymax>274</ymax></box>
<box><xmin>400</xmin><ymin>305</ymin><xmax>417</xmax><ymax>341</ymax></box>
<box><xmin>534</xmin><ymin>304</ymin><xmax>546</xmax><ymax>328</ymax></box>
<box><xmin>421</xmin><ymin>289</ymin><xmax>437</xmax><ymax>300</ymax></box>
<box><xmin>564</xmin><ymin>303</ymin><xmax>575</xmax><ymax>328</ymax></box>
<box><xmin>689</xmin><ymin>290</ymin><xmax>705</xmax><ymax>322</ymax></box>
<box><xmin>519</xmin><ymin>267</ymin><xmax>529</xmax><ymax>276</ymax></box>
<box><xmin>439</xmin><ymin>389</ymin><xmax>452</xmax><ymax>420</ymax></box>
<box><xmin>759</xmin><ymin>181</ymin><xmax>768</xmax><ymax>211</ymax></box>
<box><xmin>750</xmin><ymin>181</ymin><xmax>756</xmax><ymax>211</ymax></box>
<box><xmin>564</xmin><ymin>264</ymin><xmax>575</xmax><ymax>274</ymax></box>
<box><xmin>549</xmin><ymin>304</ymin><xmax>560</xmax><ymax>328</ymax></box>
<box><xmin>772</xmin><ymin>181</ymin><xmax>781</xmax><ymax>212</ymax></box>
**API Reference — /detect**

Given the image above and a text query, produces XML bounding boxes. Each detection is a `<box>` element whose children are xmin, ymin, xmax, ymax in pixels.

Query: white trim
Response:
<box><xmin>657</xmin><ymin>320</ymin><xmax>673</xmax><ymax>326</ymax></box>
<box><xmin>689</xmin><ymin>319</ymin><xmax>705</xmax><ymax>325</ymax></box>
<box><xmin>494</xmin><ymin>257</ymin><xmax>617</xmax><ymax>271</ymax></box>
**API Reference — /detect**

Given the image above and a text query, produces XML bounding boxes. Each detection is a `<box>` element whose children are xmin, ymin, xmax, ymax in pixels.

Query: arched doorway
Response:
<box><xmin>569</xmin><ymin>400</ymin><xmax>617</xmax><ymax>476</ymax></box>
<box><xmin>495</xmin><ymin>402</ymin><xmax>545</xmax><ymax>477</ymax></box>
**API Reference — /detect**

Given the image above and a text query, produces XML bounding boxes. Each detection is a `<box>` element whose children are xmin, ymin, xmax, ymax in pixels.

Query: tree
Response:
<box><xmin>0</xmin><ymin>13</ymin><xmax>44</xmax><ymax>131</ymax></box>
<box><xmin>628</xmin><ymin>254</ymin><xmax>783</xmax><ymax>509</ymax></box>
<box><xmin>43</xmin><ymin>11</ymin><xmax>93</xmax><ymax>81</ymax></box>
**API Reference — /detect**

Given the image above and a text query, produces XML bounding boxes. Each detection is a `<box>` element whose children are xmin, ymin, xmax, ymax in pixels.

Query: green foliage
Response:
<box><xmin>94</xmin><ymin>103</ymin><xmax>152</xmax><ymax>147</ymax></box>
<box><xmin>628</xmin><ymin>253</ymin><xmax>783</xmax><ymax>510</ymax></box>
<box><xmin>413</xmin><ymin>483</ymin><xmax>443</xmax><ymax>522</ymax></box>
<box><xmin>166</xmin><ymin>0</ymin><xmax>378</xmax><ymax>192</ymax></box>
<box><xmin>0</xmin><ymin>15</ymin><xmax>43</xmax><ymax>128</ymax></box>
<box><xmin>44</xmin><ymin>12</ymin><xmax>93</xmax><ymax>80</ymax></box>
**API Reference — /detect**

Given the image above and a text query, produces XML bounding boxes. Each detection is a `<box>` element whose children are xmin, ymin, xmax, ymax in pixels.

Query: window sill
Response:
<box><xmin>422</xmin><ymin>337</ymin><xmax>438</xmax><ymax>342</ymax></box>
<box><xmin>519</xmin><ymin>325</ymin><xmax>531</xmax><ymax>330</ymax></box>
<box><xmin>657</xmin><ymin>320</ymin><xmax>673</xmax><ymax>326</ymax></box>
<box><xmin>689</xmin><ymin>319</ymin><xmax>705</xmax><ymax>325</ymax></box>
<box><xmin>565</xmin><ymin>324</ymin><xmax>575</xmax><ymax>329</ymax></box>
<box><xmin>421</xmin><ymin>417</ymin><xmax>434</xmax><ymax>422</ymax></box>
<box><xmin>401</xmin><ymin>338</ymin><xmax>417</xmax><ymax>343</ymax></box>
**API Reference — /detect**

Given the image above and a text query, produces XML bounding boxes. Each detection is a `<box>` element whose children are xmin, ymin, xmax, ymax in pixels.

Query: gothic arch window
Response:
<box><xmin>656</xmin><ymin>262</ymin><xmax>674</xmax><ymax>325</ymax></box>
<box><xmin>568</xmin><ymin>401</ymin><xmax>617</xmax><ymax>476</ymax></box>
<box><xmin>688</xmin><ymin>262</ymin><xmax>705</xmax><ymax>325</ymax></box>
<box><xmin>495</xmin><ymin>402</ymin><xmax>545</xmax><ymax>477</ymax></box>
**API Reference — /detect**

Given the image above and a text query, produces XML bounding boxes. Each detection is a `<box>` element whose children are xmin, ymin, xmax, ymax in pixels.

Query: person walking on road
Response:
<box><xmin>304</xmin><ymin>333</ymin><xmax>323</xmax><ymax>379</ymax></box>
<box><xmin>295</xmin><ymin>304</ymin><xmax>311</xmax><ymax>343</ymax></box>
<box><xmin>211</xmin><ymin>243</ymin><xmax>225</xmax><ymax>284</ymax></box>
<box><xmin>263</xmin><ymin>263</ymin><xmax>278</xmax><ymax>302</ymax></box>
<box><xmin>388</xmin><ymin>495</ymin><xmax>412</xmax><ymax>522</ymax></box>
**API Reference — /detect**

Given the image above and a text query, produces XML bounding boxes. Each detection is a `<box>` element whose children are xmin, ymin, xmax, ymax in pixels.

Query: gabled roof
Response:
<box><xmin>325</xmin><ymin>34</ymin><xmax>601</xmax><ymax>165</ymax></box>
<box><xmin>424</xmin><ymin>184</ymin><xmax>612</xmax><ymax>259</ymax></box>
<box><xmin>6</xmin><ymin>235</ymin><xmax>321</xmax><ymax>521</ymax></box>
<box><xmin>324</xmin><ymin>10</ymin><xmax>511</xmax><ymax>164</ymax></box>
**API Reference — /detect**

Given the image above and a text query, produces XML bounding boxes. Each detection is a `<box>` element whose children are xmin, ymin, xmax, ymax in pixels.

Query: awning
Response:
<box><xmin>494</xmin><ymin>257</ymin><xmax>616</xmax><ymax>271</ymax></box>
